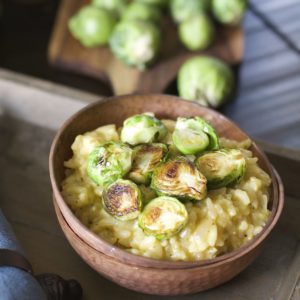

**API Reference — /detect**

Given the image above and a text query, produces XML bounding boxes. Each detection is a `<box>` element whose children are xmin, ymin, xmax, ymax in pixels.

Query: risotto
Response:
<box><xmin>62</xmin><ymin>117</ymin><xmax>271</xmax><ymax>261</ymax></box>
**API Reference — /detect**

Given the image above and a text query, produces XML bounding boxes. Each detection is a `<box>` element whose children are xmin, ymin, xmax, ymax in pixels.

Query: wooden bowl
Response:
<box><xmin>49</xmin><ymin>94</ymin><xmax>284</xmax><ymax>295</ymax></box>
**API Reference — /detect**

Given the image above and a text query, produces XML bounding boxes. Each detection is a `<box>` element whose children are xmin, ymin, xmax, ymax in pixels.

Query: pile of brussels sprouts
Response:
<box><xmin>69</xmin><ymin>0</ymin><xmax>247</xmax><ymax>69</ymax></box>
<box><xmin>86</xmin><ymin>114</ymin><xmax>246</xmax><ymax>240</ymax></box>
<box><xmin>69</xmin><ymin>0</ymin><xmax>246</xmax><ymax>108</ymax></box>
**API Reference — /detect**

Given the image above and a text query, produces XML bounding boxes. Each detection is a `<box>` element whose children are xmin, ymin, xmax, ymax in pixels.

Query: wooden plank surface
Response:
<box><xmin>223</xmin><ymin>0</ymin><xmax>300</xmax><ymax>150</ymax></box>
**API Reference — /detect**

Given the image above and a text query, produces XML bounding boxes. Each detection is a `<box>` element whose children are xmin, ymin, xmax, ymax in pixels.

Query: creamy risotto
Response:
<box><xmin>62</xmin><ymin>119</ymin><xmax>271</xmax><ymax>261</ymax></box>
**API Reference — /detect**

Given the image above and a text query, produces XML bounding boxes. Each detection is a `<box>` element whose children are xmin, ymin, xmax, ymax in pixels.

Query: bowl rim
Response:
<box><xmin>49</xmin><ymin>94</ymin><xmax>284</xmax><ymax>269</ymax></box>
<box><xmin>53</xmin><ymin>165</ymin><xmax>284</xmax><ymax>270</ymax></box>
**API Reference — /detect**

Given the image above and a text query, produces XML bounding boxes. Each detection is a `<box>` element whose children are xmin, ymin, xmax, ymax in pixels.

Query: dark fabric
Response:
<box><xmin>0</xmin><ymin>249</ymin><xmax>32</xmax><ymax>273</ymax></box>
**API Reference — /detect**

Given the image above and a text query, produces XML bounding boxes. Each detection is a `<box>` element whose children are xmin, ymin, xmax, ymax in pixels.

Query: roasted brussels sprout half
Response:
<box><xmin>87</xmin><ymin>142</ymin><xmax>132</xmax><ymax>187</ymax></box>
<box><xmin>109</xmin><ymin>20</ymin><xmax>161</xmax><ymax>69</ymax></box>
<box><xmin>151</xmin><ymin>157</ymin><xmax>207</xmax><ymax>201</ymax></box>
<box><xmin>170</xmin><ymin>0</ymin><xmax>210</xmax><ymax>23</ymax></box>
<box><xmin>196</xmin><ymin>149</ymin><xmax>246</xmax><ymax>189</ymax></box>
<box><xmin>129</xmin><ymin>143</ymin><xmax>168</xmax><ymax>184</ymax></box>
<box><xmin>138</xmin><ymin>196</ymin><xmax>188</xmax><ymax>239</ymax></box>
<box><xmin>212</xmin><ymin>0</ymin><xmax>247</xmax><ymax>25</ymax></box>
<box><xmin>68</xmin><ymin>5</ymin><xmax>116</xmax><ymax>47</ymax></box>
<box><xmin>121</xmin><ymin>114</ymin><xmax>167</xmax><ymax>145</ymax></box>
<box><xmin>92</xmin><ymin>0</ymin><xmax>129</xmax><ymax>16</ymax></box>
<box><xmin>122</xmin><ymin>2</ymin><xmax>162</xmax><ymax>23</ymax></box>
<box><xmin>103</xmin><ymin>179</ymin><xmax>143</xmax><ymax>220</ymax></box>
<box><xmin>172</xmin><ymin>117</ymin><xmax>219</xmax><ymax>155</ymax></box>
<box><xmin>179</xmin><ymin>14</ymin><xmax>215</xmax><ymax>51</ymax></box>
<box><xmin>178</xmin><ymin>56</ymin><xmax>234</xmax><ymax>108</ymax></box>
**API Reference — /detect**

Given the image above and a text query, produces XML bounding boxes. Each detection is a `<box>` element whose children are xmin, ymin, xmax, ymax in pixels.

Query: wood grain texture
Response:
<box><xmin>49</xmin><ymin>94</ymin><xmax>284</xmax><ymax>295</ymax></box>
<box><xmin>256</xmin><ymin>140</ymin><xmax>300</xmax><ymax>198</ymax></box>
<box><xmin>223</xmin><ymin>1</ymin><xmax>300</xmax><ymax>150</ymax></box>
<box><xmin>48</xmin><ymin>0</ymin><xmax>243</xmax><ymax>95</ymax></box>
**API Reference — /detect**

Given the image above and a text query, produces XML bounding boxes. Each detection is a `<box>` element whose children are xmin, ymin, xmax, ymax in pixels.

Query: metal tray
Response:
<box><xmin>0</xmin><ymin>70</ymin><xmax>299</xmax><ymax>300</ymax></box>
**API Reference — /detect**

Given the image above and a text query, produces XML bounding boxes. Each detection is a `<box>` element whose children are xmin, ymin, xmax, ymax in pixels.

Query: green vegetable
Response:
<box><xmin>121</xmin><ymin>114</ymin><xmax>167</xmax><ymax>145</ymax></box>
<box><xmin>170</xmin><ymin>0</ymin><xmax>210</xmax><ymax>23</ymax></box>
<box><xmin>212</xmin><ymin>0</ymin><xmax>247</xmax><ymax>25</ymax></box>
<box><xmin>139</xmin><ymin>184</ymin><xmax>157</xmax><ymax>204</ymax></box>
<box><xmin>68</xmin><ymin>5</ymin><xmax>116</xmax><ymax>47</ymax></box>
<box><xmin>122</xmin><ymin>2</ymin><xmax>162</xmax><ymax>23</ymax></box>
<box><xmin>196</xmin><ymin>149</ymin><xmax>246</xmax><ymax>189</ymax></box>
<box><xmin>103</xmin><ymin>179</ymin><xmax>143</xmax><ymax>220</ymax></box>
<box><xmin>91</xmin><ymin>0</ymin><xmax>129</xmax><ymax>16</ymax></box>
<box><xmin>136</xmin><ymin>0</ymin><xmax>168</xmax><ymax>8</ymax></box>
<box><xmin>109</xmin><ymin>20</ymin><xmax>161</xmax><ymax>69</ymax></box>
<box><xmin>129</xmin><ymin>143</ymin><xmax>168</xmax><ymax>184</ymax></box>
<box><xmin>138</xmin><ymin>196</ymin><xmax>188</xmax><ymax>239</ymax></box>
<box><xmin>87</xmin><ymin>142</ymin><xmax>132</xmax><ymax>187</ymax></box>
<box><xmin>178</xmin><ymin>56</ymin><xmax>234</xmax><ymax>108</ymax></box>
<box><xmin>179</xmin><ymin>14</ymin><xmax>215</xmax><ymax>51</ymax></box>
<box><xmin>151</xmin><ymin>157</ymin><xmax>207</xmax><ymax>201</ymax></box>
<box><xmin>172</xmin><ymin>117</ymin><xmax>219</xmax><ymax>155</ymax></box>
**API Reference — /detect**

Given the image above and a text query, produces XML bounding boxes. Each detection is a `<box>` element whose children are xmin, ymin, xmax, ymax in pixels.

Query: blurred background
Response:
<box><xmin>0</xmin><ymin>0</ymin><xmax>300</xmax><ymax>149</ymax></box>
<box><xmin>0</xmin><ymin>0</ymin><xmax>112</xmax><ymax>95</ymax></box>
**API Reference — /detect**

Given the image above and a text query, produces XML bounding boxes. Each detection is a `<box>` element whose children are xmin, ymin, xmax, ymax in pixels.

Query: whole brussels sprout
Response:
<box><xmin>196</xmin><ymin>149</ymin><xmax>246</xmax><ymax>189</ymax></box>
<box><xmin>122</xmin><ymin>2</ymin><xmax>162</xmax><ymax>23</ymax></box>
<box><xmin>151</xmin><ymin>157</ymin><xmax>207</xmax><ymax>201</ymax></box>
<box><xmin>103</xmin><ymin>179</ymin><xmax>143</xmax><ymax>220</ymax></box>
<box><xmin>87</xmin><ymin>142</ymin><xmax>132</xmax><ymax>187</ymax></box>
<box><xmin>129</xmin><ymin>143</ymin><xmax>168</xmax><ymax>184</ymax></box>
<box><xmin>212</xmin><ymin>0</ymin><xmax>247</xmax><ymax>25</ymax></box>
<box><xmin>172</xmin><ymin>117</ymin><xmax>219</xmax><ymax>154</ymax></box>
<box><xmin>178</xmin><ymin>56</ymin><xmax>234</xmax><ymax>108</ymax></box>
<box><xmin>138</xmin><ymin>196</ymin><xmax>188</xmax><ymax>239</ymax></box>
<box><xmin>121</xmin><ymin>114</ymin><xmax>167</xmax><ymax>145</ymax></box>
<box><xmin>109</xmin><ymin>20</ymin><xmax>161</xmax><ymax>69</ymax></box>
<box><xmin>68</xmin><ymin>5</ymin><xmax>117</xmax><ymax>47</ymax></box>
<box><xmin>179</xmin><ymin>14</ymin><xmax>215</xmax><ymax>51</ymax></box>
<box><xmin>170</xmin><ymin>0</ymin><xmax>210</xmax><ymax>23</ymax></box>
<box><xmin>92</xmin><ymin>0</ymin><xmax>129</xmax><ymax>16</ymax></box>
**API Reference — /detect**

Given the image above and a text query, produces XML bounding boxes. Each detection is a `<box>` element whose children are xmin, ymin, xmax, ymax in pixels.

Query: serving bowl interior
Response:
<box><xmin>49</xmin><ymin>94</ymin><xmax>283</xmax><ymax>270</ymax></box>
<box><xmin>53</xmin><ymin>168</ymin><xmax>283</xmax><ymax>295</ymax></box>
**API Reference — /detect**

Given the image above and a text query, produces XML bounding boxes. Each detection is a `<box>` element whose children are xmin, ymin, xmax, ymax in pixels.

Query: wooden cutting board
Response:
<box><xmin>48</xmin><ymin>0</ymin><xmax>244</xmax><ymax>95</ymax></box>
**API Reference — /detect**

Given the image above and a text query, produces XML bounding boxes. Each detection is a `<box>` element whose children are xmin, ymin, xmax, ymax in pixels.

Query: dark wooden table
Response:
<box><xmin>0</xmin><ymin>0</ymin><xmax>300</xmax><ymax>150</ymax></box>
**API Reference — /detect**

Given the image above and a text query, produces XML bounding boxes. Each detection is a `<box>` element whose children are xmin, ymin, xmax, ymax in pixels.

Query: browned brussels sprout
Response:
<box><xmin>103</xmin><ymin>179</ymin><xmax>143</xmax><ymax>220</ymax></box>
<box><xmin>172</xmin><ymin>117</ymin><xmax>219</xmax><ymax>155</ymax></box>
<box><xmin>129</xmin><ymin>143</ymin><xmax>168</xmax><ymax>184</ymax></box>
<box><xmin>120</xmin><ymin>114</ymin><xmax>167</xmax><ymax>145</ymax></box>
<box><xmin>196</xmin><ymin>149</ymin><xmax>246</xmax><ymax>189</ymax></box>
<box><xmin>87</xmin><ymin>142</ymin><xmax>132</xmax><ymax>187</ymax></box>
<box><xmin>151</xmin><ymin>157</ymin><xmax>207</xmax><ymax>201</ymax></box>
<box><xmin>138</xmin><ymin>196</ymin><xmax>188</xmax><ymax>239</ymax></box>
